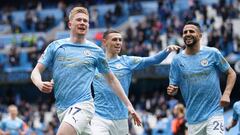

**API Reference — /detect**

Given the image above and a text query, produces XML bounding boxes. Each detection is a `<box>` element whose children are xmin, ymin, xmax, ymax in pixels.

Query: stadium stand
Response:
<box><xmin>0</xmin><ymin>0</ymin><xmax>239</xmax><ymax>134</ymax></box>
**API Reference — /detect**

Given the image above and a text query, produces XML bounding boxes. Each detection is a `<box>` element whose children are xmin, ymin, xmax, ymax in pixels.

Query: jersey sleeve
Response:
<box><xmin>169</xmin><ymin>58</ymin><xmax>180</xmax><ymax>86</ymax></box>
<box><xmin>126</xmin><ymin>56</ymin><xmax>144</xmax><ymax>70</ymax></box>
<box><xmin>96</xmin><ymin>49</ymin><xmax>110</xmax><ymax>74</ymax></box>
<box><xmin>128</xmin><ymin>50</ymin><xmax>170</xmax><ymax>70</ymax></box>
<box><xmin>1</xmin><ymin>120</ymin><xmax>6</xmax><ymax>131</ymax></box>
<box><xmin>233</xmin><ymin>103</ymin><xmax>239</xmax><ymax>121</ymax></box>
<box><xmin>214</xmin><ymin>49</ymin><xmax>230</xmax><ymax>72</ymax></box>
<box><xmin>232</xmin><ymin>110</ymin><xmax>239</xmax><ymax>121</ymax></box>
<box><xmin>38</xmin><ymin>42</ymin><xmax>55</xmax><ymax>68</ymax></box>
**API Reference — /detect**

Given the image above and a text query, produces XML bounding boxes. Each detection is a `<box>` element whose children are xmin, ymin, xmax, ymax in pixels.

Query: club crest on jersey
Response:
<box><xmin>115</xmin><ymin>64</ymin><xmax>123</xmax><ymax>69</ymax></box>
<box><xmin>83</xmin><ymin>50</ymin><xmax>92</xmax><ymax>56</ymax></box>
<box><xmin>200</xmin><ymin>59</ymin><xmax>208</xmax><ymax>66</ymax></box>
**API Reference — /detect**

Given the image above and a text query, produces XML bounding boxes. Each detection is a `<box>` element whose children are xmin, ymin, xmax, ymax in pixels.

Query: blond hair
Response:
<box><xmin>175</xmin><ymin>103</ymin><xmax>185</xmax><ymax>114</ymax></box>
<box><xmin>69</xmin><ymin>7</ymin><xmax>89</xmax><ymax>20</ymax></box>
<box><xmin>8</xmin><ymin>104</ymin><xmax>17</xmax><ymax>111</ymax></box>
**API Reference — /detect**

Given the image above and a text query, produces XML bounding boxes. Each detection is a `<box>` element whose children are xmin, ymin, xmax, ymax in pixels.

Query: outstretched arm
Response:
<box><xmin>31</xmin><ymin>63</ymin><xmax>54</xmax><ymax>93</ymax></box>
<box><xmin>220</xmin><ymin>67</ymin><xmax>236</xmax><ymax>107</ymax></box>
<box><xmin>103</xmin><ymin>72</ymin><xmax>141</xmax><ymax>126</ymax></box>
<box><xmin>142</xmin><ymin>45</ymin><xmax>180</xmax><ymax>67</ymax></box>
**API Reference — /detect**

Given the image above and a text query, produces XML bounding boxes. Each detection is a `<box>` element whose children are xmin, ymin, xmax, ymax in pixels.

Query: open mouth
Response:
<box><xmin>186</xmin><ymin>39</ymin><xmax>192</xmax><ymax>42</ymax></box>
<box><xmin>78</xmin><ymin>27</ymin><xmax>86</xmax><ymax>31</ymax></box>
<box><xmin>115</xmin><ymin>46</ymin><xmax>121</xmax><ymax>49</ymax></box>
<box><xmin>184</xmin><ymin>36</ymin><xmax>193</xmax><ymax>42</ymax></box>
<box><xmin>114</xmin><ymin>47</ymin><xmax>121</xmax><ymax>52</ymax></box>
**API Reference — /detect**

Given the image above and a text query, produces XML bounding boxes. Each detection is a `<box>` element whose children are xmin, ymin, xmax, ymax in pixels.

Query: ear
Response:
<box><xmin>102</xmin><ymin>38</ymin><xmax>107</xmax><ymax>47</ymax></box>
<box><xmin>199</xmin><ymin>33</ymin><xmax>202</xmax><ymax>38</ymax></box>
<box><xmin>68</xmin><ymin>21</ymin><xmax>71</xmax><ymax>29</ymax></box>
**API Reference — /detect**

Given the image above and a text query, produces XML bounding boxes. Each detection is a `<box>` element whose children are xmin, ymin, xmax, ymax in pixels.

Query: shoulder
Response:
<box><xmin>172</xmin><ymin>53</ymin><xmax>182</xmax><ymax>63</ymax></box>
<box><xmin>201</xmin><ymin>46</ymin><xmax>220</xmax><ymax>54</ymax></box>
<box><xmin>121</xmin><ymin>55</ymin><xmax>129</xmax><ymax>60</ymax></box>
<box><xmin>85</xmin><ymin>40</ymin><xmax>105</xmax><ymax>56</ymax></box>
<box><xmin>233</xmin><ymin>101</ymin><xmax>240</xmax><ymax>110</ymax></box>
<box><xmin>1</xmin><ymin>118</ymin><xmax>7</xmax><ymax>123</ymax></box>
<box><xmin>48</xmin><ymin>38</ymin><xmax>69</xmax><ymax>49</ymax></box>
<box><xmin>86</xmin><ymin>40</ymin><xmax>102</xmax><ymax>50</ymax></box>
<box><xmin>1</xmin><ymin>117</ymin><xmax>11</xmax><ymax>123</ymax></box>
<box><xmin>16</xmin><ymin>118</ymin><xmax>24</xmax><ymax>124</ymax></box>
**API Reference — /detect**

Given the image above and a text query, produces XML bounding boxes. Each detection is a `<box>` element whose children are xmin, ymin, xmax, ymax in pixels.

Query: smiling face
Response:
<box><xmin>68</xmin><ymin>7</ymin><xmax>89</xmax><ymax>36</ymax></box>
<box><xmin>103</xmin><ymin>32</ymin><xmax>123</xmax><ymax>55</ymax></box>
<box><xmin>182</xmin><ymin>24</ymin><xmax>202</xmax><ymax>47</ymax></box>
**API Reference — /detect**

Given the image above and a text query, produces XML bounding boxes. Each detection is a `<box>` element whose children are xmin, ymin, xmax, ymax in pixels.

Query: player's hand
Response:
<box><xmin>128</xmin><ymin>106</ymin><xmax>142</xmax><ymax>126</ymax></box>
<box><xmin>225</xmin><ymin>126</ymin><xmax>230</xmax><ymax>132</ymax></box>
<box><xmin>38</xmin><ymin>80</ymin><xmax>54</xmax><ymax>93</ymax></box>
<box><xmin>167</xmin><ymin>85</ymin><xmax>178</xmax><ymax>96</ymax></box>
<box><xmin>220</xmin><ymin>94</ymin><xmax>230</xmax><ymax>107</ymax></box>
<box><xmin>166</xmin><ymin>45</ymin><xmax>181</xmax><ymax>52</ymax></box>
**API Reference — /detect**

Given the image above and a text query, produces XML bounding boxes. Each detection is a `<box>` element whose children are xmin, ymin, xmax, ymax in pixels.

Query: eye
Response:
<box><xmin>112</xmin><ymin>38</ymin><xmax>117</xmax><ymax>41</ymax></box>
<box><xmin>76</xmin><ymin>18</ymin><xmax>81</xmax><ymax>22</ymax></box>
<box><xmin>189</xmin><ymin>30</ymin><xmax>195</xmax><ymax>33</ymax></box>
<box><xmin>83</xmin><ymin>19</ymin><xmax>88</xmax><ymax>23</ymax></box>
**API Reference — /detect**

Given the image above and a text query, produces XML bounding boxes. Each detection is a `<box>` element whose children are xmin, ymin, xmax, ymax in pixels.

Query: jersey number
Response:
<box><xmin>213</xmin><ymin>121</ymin><xmax>224</xmax><ymax>131</ymax></box>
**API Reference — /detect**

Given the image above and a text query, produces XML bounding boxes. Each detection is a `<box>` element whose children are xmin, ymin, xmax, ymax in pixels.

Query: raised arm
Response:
<box><xmin>220</xmin><ymin>67</ymin><xmax>236</xmax><ymax>107</ymax></box>
<box><xmin>142</xmin><ymin>45</ymin><xmax>180</xmax><ymax>68</ymax></box>
<box><xmin>31</xmin><ymin>63</ymin><xmax>54</xmax><ymax>93</ymax></box>
<box><xmin>103</xmin><ymin>72</ymin><xmax>141</xmax><ymax>126</ymax></box>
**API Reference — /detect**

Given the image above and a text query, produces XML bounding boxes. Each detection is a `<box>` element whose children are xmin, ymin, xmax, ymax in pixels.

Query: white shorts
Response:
<box><xmin>57</xmin><ymin>100</ymin><xmax>94</xmax><ymax>135</ymax></box>
<box><xmin>188</xmin><ymin>115</ymin><xmax>224</xmax><ymax>135</ymax></box>
<box><xmin>91</xmin><ymin>115</ymin><xmax>129</xmax><ymax>135</ymax></box>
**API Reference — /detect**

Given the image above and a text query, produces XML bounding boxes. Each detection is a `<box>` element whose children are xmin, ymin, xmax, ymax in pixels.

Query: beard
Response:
<box><xmin>183</xmin><ymin>35</ymin><xmax>197</xmax><ymax>47</ymax></box>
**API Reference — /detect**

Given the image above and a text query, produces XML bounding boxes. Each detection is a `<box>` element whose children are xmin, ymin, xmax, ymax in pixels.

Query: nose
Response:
<box><xmin>80</xmin><ymin>20</ymin><xmax>85</xmax><ymax>25</ymax></box>
<box><xmin>185</xmin><ymin>31</ymin><xmax>191</xmax><ymax>35</ymax></box>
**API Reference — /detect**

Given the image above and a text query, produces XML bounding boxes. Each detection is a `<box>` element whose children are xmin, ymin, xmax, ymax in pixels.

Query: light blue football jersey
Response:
<box><xmin>232</xmin><ymin>101</ymin><xmax>240</xmax><ymax>134</ymax></box>
<box><xmin>169</xmin><ymin>46</ymin><xmax>230</xmax><ymax>124</ymax></box>
<box><xmin>1</xmin><ymin>117</ymin><xmax>24</xmax><ymax>135</ymax></box>
<box><xmin>93</xmin><ymin>50</ymin><xmax>169</xmax><ymax>120</ymax></box>
<box><xmin>38</xmin><ymin>38</ymin><xmax>110</xmax><ymax>110</ymax></box>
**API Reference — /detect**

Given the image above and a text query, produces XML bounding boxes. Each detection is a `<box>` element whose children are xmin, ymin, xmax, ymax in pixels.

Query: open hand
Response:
<box><xmin>166</xmin><ymin>45</ymin><xmax>181</xmax><ymax>52</ymax></box>
<box><xmin>128</xmin><ymin>106</ymin><xmax>142</xmax><ymax>126</ymax></box>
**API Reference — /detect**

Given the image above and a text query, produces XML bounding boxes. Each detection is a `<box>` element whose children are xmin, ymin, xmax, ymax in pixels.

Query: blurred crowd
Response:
<box><xmin>0</xmin><ymin>89</ymin><xmax>185</xmax><ymax>135</ymax></box>
<box><xmin>0</xmin><ymin>0</ymin><xmax>239</xmax><ymax>134</ymax></box>
<box><xmin>0</xmin><ymin>94</ymin><xmax>59</xmax><ymax>135</ymax></box>
<box><xmin>0</xmin><ymin>0</ymin><xmax>239</xmax><ymax>73</ymax></box>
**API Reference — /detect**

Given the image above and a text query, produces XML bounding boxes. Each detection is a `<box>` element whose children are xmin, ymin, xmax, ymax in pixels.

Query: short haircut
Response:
<box><xmin>175</xmin><ymin>103</ymin><xmax>185</xmax><ymax>114</ymax></box>
<box><xmin>69</xmin><ymin>7</ymin><xmax>89</xmax><ymax>20</ymax></box>
<box><xmin>8</xmin><ymin>104</ymin><xmax>17</xmax><ymax>111</ymax></box>
<box><xmin>184</xmin><ymin>21</ymin><xmax>202</xmax><ymax>32</ymax></box>
<box><xmin>103</xmin><ymin>29</ymin><xmax>121</xmax><ymax>39</ymax></box>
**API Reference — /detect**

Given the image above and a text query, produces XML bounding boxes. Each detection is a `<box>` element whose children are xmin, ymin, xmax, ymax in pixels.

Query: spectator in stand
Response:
<box><xmin>0</xmin><ymin>105</ymin><xmax>27</xmax><ymax>135</ymax></box>
<box><xmin>8</xmin><ymin>46</ymin><xmax>20</xmax><ymax>67</ymax></box>
<box><xmin>172</xmin><ymin>103</ymin><xmax>187</xmax><ymax>135</ymax></box>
